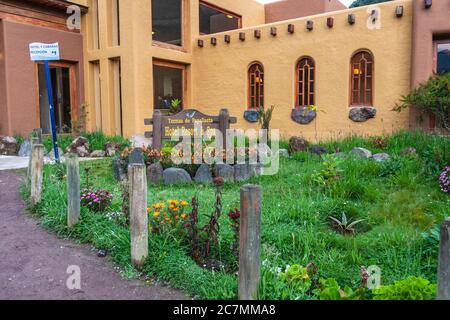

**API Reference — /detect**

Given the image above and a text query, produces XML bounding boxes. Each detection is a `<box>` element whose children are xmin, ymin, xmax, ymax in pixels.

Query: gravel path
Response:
<box><xmin>0</xmin><ymin>170</ymin><xmax>186</xmax><ymax>300</ymax></box>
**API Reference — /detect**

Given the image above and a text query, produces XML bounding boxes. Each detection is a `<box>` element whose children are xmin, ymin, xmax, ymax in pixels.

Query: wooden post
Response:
<box><xmin>438</xmin><ymin>218</ymin><xmax>450</xmax><ymax>300</ymax></box>
<box><xmin>219</xmin><ymin>109</ymin><xmax>230</xmax><ymax>150</ymax></box>
<box><xmin>152</xmin><ymin>110</ymin><xmax>163</xmax><ymax>150</ymax></box>
<box><xmin>129</xmin><ymin>164</ymin><xmax>148</xmax><ymax>267</ymax></box>
<box><xmin>27</xmin><ymin>137</ymin><xmax>40</xmax><ymax>184</ymax></box>
<box><xmin>30</xmin><ymin>144</ymin><xmax>44</xmax><ymax>206</ymax></box>
<box><xmin>67</xmin><ymin>154</ymin><xmax>80</xmax><ymax>228</ymax></box>
<box><xmin>239</xmin><ymin>184</ymin><xmax>262</xmax><ymax>300</ymax></box>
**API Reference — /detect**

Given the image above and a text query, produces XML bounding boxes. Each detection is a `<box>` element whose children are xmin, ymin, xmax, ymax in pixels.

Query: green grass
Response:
<box><xmin>21</xmin><ymin>130</ymin><xmax>449</xmax><ymax>300</ymax></box>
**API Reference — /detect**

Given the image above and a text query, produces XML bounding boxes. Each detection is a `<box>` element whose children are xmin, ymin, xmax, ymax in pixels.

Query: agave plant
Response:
<box><xmin>330</xmin><ymin>213</ymin><xmax>365</xmax><ymax>235</ymax></box>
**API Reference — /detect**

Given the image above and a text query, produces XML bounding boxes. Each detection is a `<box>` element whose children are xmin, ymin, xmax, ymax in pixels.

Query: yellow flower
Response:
<box><xmin>153</xmin><ymin>212</ymin><xmax>160</xmax><ymax>218</ymax></box>
<box><xmin>181</xmin><ymin>201</ymin><xmax>189</xmax><ymax>206</ymax></box>
<box><xmin>165</xmin><ymin>217</ymin><xmax>171</xmax><ymax>222</ymax></box>
<box><xmin>169</xmin><ymin>205</ymin><xmax>175</xmax><ymax>210</ymax></box>
<box><xmin>147</xmin><ymin>208</ymin><xmax>151</xmax><ymax>213</ymax></box>
<box><xmin>181</xmin><ymin>214</ymin><xmax>188</xmax><ymax>219</ymax></box>
<box><xmin>173</xmin><ymin>208</ymin><xmax>179</xmax><ymax>212</ymax></box>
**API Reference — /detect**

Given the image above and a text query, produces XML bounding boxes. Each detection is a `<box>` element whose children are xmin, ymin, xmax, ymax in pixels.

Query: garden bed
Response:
<box><xmin>22</xmin><ymin>131</ymin><xmax>449</xmax><ymax>300</ymax></box>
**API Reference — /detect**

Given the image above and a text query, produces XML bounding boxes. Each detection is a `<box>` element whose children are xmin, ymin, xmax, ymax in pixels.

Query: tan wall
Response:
<box><xmin>410</xmin><ymin>0</ymin><xmax>450</xmax><ymax>129</ymax></box>
<box><xmin>265</xmin><ymin>0</ymin><xmax>346</xmax><ymax>23</ymax></box>
<box><xmin>83</xmin><ymin>0</ymin><xmax>265</xmax><ymax>137</ymax></box>
<box><xmin>193</xmin><ymin>1</ymin><xmax>413</xmax><ymax>141</ymax></box>
<box><xmin>0</xmin><ymin>21</ymin><xmax>8</xmax><ymax>135</ymax></box>
<box><xmin>0</xmin><ymin>20</ymin><xmax>84</xmax><ymax>136</ymax></box>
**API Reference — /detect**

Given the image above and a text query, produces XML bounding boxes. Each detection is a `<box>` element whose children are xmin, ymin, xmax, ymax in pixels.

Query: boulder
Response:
<box><xmin>147</xmin><ymin>162</ymin><xmax>164</xmax><ymax>185</ymax></box>
<box><xmin>18</xmin><ymin>140</ymin><xmax>31</xmax><ymax>157</ymax></box>
<box><xmin>90</xmin><ymin>150</ymin><xmax>106</xmax><ymax>158</ymax></box>
<box><xmin>163</xmin><ymin>168</ymin><xmax>192</xmax><ymax>185</ymax></box>
<box><xmin>66</xmin><ymin>136</ymin><xmax>90</xmax><ymax>157</ymax></box>
<box><xmin>194</xmin><ymin>164</ymin><xmax>213</xmax><ymax>184</ymax></box>
<box><xmin>400</xmin><ymin>147</ymin><xmax>417</xmax><ymax>156</ymax></box>
<box><xmin>310</xmin><ymin>145</ymin><xmax>328</xmax><ymax>156</ymax></box>
<box><xmin>112</xmin><ymin>158</ymin><xmax>127</xmax><ymax>182</ymax></box>
<box><xmin>243</xmin><ymin>110</ymin><xmax>259</xmax><ymax>123</ymax></box>
<box><xmin>349</xmin><ymin>107</ymin><xmax>377</xmax><ymax>122</ymax></box>
<box><xmin>0</xmin><ymin>136</ymin><xmax>19</xmax><ymax>156</ymax></box>
<box><xmin>278</xmin><ymin>149</ymin><xmax>289</xmax><ymax>158</ymax></box>
<box><xmin>373</xmin><ymin>153</ymin><xmax>390</xmax><ymax>162</ymax></box>
<box><xmin>105</xmin><ymin>142</ymin><xmax>121</xmax><ymax>157</ymax></box>
<box><xmin>291</xmin><ymin>107</ymin><xmax>317</xmax><ymax>125</ymax></box>
<box><xmin>289</xmin><ymin>137</ymin><xmax>309</xmax><ymax>154</ymax></box>
<box><xmin>350</xmin><ymin>147</ymin><xmax>372</xmax><ymax>159</ymax></box>
<box><xmin>234</xmin><ymin>164</ymin><xmax>253</xmax><ymax>182</ymax></box>
<box><xmin>215</xmin><ymin>164</ymin><xmax>235</xmax><ymax>182</ymax></box>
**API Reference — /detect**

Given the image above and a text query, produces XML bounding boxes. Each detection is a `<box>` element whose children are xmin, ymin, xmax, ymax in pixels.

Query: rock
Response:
<box><xmin>291</xmin><ymin>107</ymin><xmax>317</xmax><ymax>125</ymax></box>
<box><xmin>234</xmin><ymin>164</ymin><xmax>253</xmax><ymax>182</ymax></box>
<box><xmin>258</xmin><ymin>143</ymin><xmax>273</xmax><ymax>163</ymax></box>
<box><xmin>194</xmin><ymin>164</ymin><xmax>213</xmax><ymax>184</ymax></box>
<box><xmin>48</xmin><ymin>147</ymin><xmax>64</xmax><ymax>160</ymax></box>
<box><xmin>350</xmin><ymin>147</ymin><xmax>372</xmax><ymax>159</ymax></box>
<box><xmin>0</xmin><ymin>136</ymin><xmax>19</xmax><ymax>155</ymax></box>
<box><xmin>128</xmin><ymin>148</ymin><xmax>144</xmax><ymax>165</ymax></box>
<box><xmin>18</xmin><ymin>140</ymin><xmax>31</xmax><ymax>157</ymax></box>
<box><xmin>349</xmin><ymin>107</ymin><xmax>377</xmax><ymax>122</ymax></box>
<box><xmin>97</xmin><ymin>249</ymin><xmax>108</xmax><ymax>258</ymax></box>
<box><xmin>400</xmin><ymin>147</ymin><xmax>417</xmax><ymax>156</ymax></box>
<box><xmin>163</xmin><ymin>168</ymin><xmax>192</xmax><ymax>185</ymax></box>
<box><xmin>105</xmin><ymin>142</ymin><xmax>121</xmax><ymax>157</ymax></box>
<box><xmin>310</xmin><ymin>145</ymin><xmax>328</xmax><ymax>156</ymax></box>
<box><xmin>215</xmin><ymin>164</ymin><xmax>235</xmax><ymax>182</ymax></box>
<box><xmin>90</xmin><ymin>150</ymin><xmax>106</xmax><ymax>158</ymax></box>
<box><xmin>112</xmin><ymin>158</ymin><xmax>127</xmax><ymax>181</ymax></box>
<box><xmin>289</xmin><ymin>137</ymin><xmax>309</xmax><ymax>154</ymax></box>
<box><xmin>147</xmin><ymin>162</ymin><xmax>164</xmax><ymax>185</ymax></box>
<box><xmin>278</xmin><ymin>149</ymin><xmax>289</xmax><ymax>158</ymax></box>
<box><xmin>243</xmin><ymin>110</ymin><xmax>260</xmax><ymax>123</ymax></box>
<box><xmin>373</xmin><ymin>153</ymin><xmax>390</xmax><ymax>162</ymax></box>
<box><xmin>66</xmin><ymin>136</ymin><xmax>90</xmax><ymax>157</ymax></box>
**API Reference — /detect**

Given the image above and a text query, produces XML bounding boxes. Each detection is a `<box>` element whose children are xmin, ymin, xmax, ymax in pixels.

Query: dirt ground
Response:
<box><xmin>0</xmin><ymin>170</ymin><xmax>187</xmax><ymax>300</ymax></box>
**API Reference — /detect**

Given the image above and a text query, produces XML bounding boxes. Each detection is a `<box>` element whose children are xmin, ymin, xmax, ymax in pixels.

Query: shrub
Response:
<box><xmin>372</xmin><ymin>277</ymin><xmax>437</xmax><ymax>300</ymax></box>
<box><xmin>279</xmin><ymin>265</ymin><xmax>312</xmax><ymax>292</ymax></box>
<box><xmin>439</xmin><ymin>166</ymin><xmax>450</xmax><ymax>193</ymax></box>
<box><xmin>378</xmin><ymin>156</ymin><xmax>403</xmax><ymax>178</ymax></box>
<box><xmin>80</xmin><ymin>188</ymin><xmax>113</xmax><ymax>213</ymax></box>
<box><xmin>315</xmin><ymin>278</ymin><xmax>369</xmax><ymax>300</ymax></box>
<box><xmin>394</xmin><ymin>73</ymin><xmax>450</xmax><ymax>132</ymax></box>
<box><xmin>311</xmin><ymin>155</ymin><xmax>343</xmax><ymax>186</ymax></box>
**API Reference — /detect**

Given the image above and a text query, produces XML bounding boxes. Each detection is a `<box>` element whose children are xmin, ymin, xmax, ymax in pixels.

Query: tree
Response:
<box><xmin>350</xmin><ymin>0</ymin><xmax>392</xmax><ymax>8</ymax></box>
<box><xmin>394</xmin><ymin>73</ymin><xmax>450</xmax><ymax>132</ymax></box>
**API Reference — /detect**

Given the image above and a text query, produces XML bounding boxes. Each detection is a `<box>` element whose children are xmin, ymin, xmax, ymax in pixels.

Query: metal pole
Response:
<box><xmin>44</xmin><ymin>60</ymin><xmax>60</xmax><ymax>164</ymax></box>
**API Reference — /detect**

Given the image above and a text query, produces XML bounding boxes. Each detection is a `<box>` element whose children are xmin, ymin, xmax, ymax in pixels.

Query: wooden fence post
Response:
<box><xmin>129</xmin><ymin>163</ymin><xmax>148</xmax><ymax>267</ymax></box>
<box><xmin>239</xmin><ymin>184</ymin><xmax>262</xmax><ymax>300</ymax></box>
<box><xmin>219</xmin><ymin>108</ymin><xmax>230</xmax><ymax>150</ymax></box>
<box><xmin>27</xmin><ymin>137</ymin><xmax>40</xmax><ymax>184</ymax></box>
<box><xmin>152</xmin><ymin>110</ymin><xmax>163</xmax><ymax>150</ymax></box>
<box><xmin>30</xmin><ymin>144</ymin><xmax>44</xmax><ymax>206</ymax></box>
<box><xmin>67</xmin><ymin>154</ymin><xmax>80</xmax><ymax>228</ymax></box>
<box><xmin>438</xmin><ymin>218</ymin><xmax>450</xmax><ymax>300</ymax></box>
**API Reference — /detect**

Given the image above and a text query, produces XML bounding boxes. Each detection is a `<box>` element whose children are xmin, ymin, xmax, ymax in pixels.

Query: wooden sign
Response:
<box><xmin>145</xmin><ymin>109</ymin><xmax>237</xmax><ymax>150</ymax></box>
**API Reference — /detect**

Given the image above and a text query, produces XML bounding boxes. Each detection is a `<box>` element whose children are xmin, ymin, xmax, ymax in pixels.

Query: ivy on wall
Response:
<box><xmin>350</xmin><ymin>0</ymin><xmax>392</xmax><ymax>8</ymax></box>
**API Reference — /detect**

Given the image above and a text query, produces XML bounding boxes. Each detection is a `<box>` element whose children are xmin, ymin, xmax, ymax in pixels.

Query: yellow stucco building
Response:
<box><xmin>76</xmin><ymin>0</ymin><xmax>439</xmax><ymax>140</ymax></box>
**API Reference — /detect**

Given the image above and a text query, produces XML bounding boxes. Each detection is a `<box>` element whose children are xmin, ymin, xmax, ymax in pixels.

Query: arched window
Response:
<box><xmin>350</xmin><ymin>50</ymin><xmax>374</xmax><ymax>106</ymax></box>
<box><xmin>248</xmin><ymin>63</ymin><xmax>264</xmax><ymax>109</ymax></box>
<box><xmin>296</xmin><ymin>57</ymin><xmax>315</xmax><ymax>107</ymax></box>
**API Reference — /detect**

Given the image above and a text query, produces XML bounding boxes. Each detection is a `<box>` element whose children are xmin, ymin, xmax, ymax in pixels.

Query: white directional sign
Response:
<box><xmin>29</xmin><ymin>42</ymin><xmax>60</xmax><ymax>61</ymax></box>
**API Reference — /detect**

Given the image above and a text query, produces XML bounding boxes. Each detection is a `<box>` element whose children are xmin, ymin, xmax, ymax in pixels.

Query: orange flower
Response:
<box><xmin>181</xmin><ymin>201</ymin><xmax>189</xmax><ymax>206</ymax></box>
<box><xmin>175</xmin><ymin>215</ymin><xmax>180</xmax><ymax>220</ymax></box>
<box><xmin>147</xmin><ymin>208</ymin><xmax>151</xmax><ymax>213</ymax></box>
<box><xmin>153</xmin><ymin>212</ymin><xmax>160</xmax><ymax>218</ymax></box>
<box><xmin>181</xmin><ymin>214</ymin><xmax>188</xmax><ymax>219</ymax></box>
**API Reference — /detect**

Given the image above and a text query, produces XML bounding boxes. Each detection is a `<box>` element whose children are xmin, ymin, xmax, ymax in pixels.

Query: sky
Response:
<box><xmin>256</xmin><ymin>0</ymin><xmax>353</xmax><ymax>7</ymax></box>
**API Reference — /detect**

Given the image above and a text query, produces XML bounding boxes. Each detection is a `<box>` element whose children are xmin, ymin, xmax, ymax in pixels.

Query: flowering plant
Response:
<box><xmin>148</xmin><ymin>199</ymin><xmax>190</xmax><ymax>234</ymax></box>
<box><xmin>439</xmin><ymin>166</ymin><xmax>450</xmax><ymax>193</ymax></box>
<box><xmin>228</xmin><ymin>209</ymin><xmax>240</xmax><ymax>255</ymax></box>
<box><xmin>80</xmin><ymin>188</ymin><xmax>113</xmax><ymax>213</ymax></box>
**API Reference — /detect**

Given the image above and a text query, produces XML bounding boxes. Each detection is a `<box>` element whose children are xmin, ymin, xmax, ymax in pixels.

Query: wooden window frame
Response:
<box><xmin>248</xmin><ymin>62</ymin><xmax>264</xmax><ymax>110</ymax></box>
<box><xmin>199</xmin><ymin>0</ymin><xmax>242</xmax><ymax>36</ymax></box>
<box><xmin>431</xmin><ymin>39</ymin><xmax>450</xmax><ymax>129</ymax></box>
<box><xmin>295</xmin><ymin>56</ymin><xmax>315</xmax><ymax>108</ymax></box>
<box><xmin>350</xmin><ymin>49</ymin><xmax>374</xmax><ymax>107</ymax></box>
<box><xmin>34</xmin><ymin>61</ymin><xmax>78</xmax><ymax>133</ymax></box>
<box><xmin>152</xmin><ymin>0</ymin><xmax>187</xmax><ymax>52</ymax></box>
<box><xmin>153</xmin><ymin>59</ymin><xmax>188</xmax><ymax>111</ymax></box>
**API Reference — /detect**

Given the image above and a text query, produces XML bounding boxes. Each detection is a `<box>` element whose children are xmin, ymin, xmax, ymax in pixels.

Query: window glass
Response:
<box><xmin>350</xmin><ymin>50</ymin><xmax>374</xmax><ymax>106</ymax></box>
<box><xmin>437</xmin><ymin>42</ymin><xmax>450</xmax><ymax>74</ymax></box>
<box><xmin>296</xmin><ymin>57</ymin><xmax>315</xmax><ymax>107</ymax></box>
<box><xmin>199</xmin><ymin>2</ymin><xmax>240</xmax><ymax>35</ymax></box>
<box><xmin>153</xmin><ymin>65</ymin><xmax>183</xmax><ymax>110</ymax></box>
<box><xmin>152</xmin><ymin>0</ymin><xmax>182</xmax><ymax>46</ymax></box>
<box><xmin>248</xmin><ymin>63</ymin><xmax>264</xmax><ymax>109</ymax></box>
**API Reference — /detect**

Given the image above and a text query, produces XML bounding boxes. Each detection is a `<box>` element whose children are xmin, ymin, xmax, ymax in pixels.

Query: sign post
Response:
<box><xmin>29</xmin><ymin>42</ymin><xmax>61</xmax><ymax>163</ymax></box>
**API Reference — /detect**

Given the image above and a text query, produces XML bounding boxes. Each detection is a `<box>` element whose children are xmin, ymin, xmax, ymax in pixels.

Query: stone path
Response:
<box><xmin>0</xmin><ymin>170</ymin><xmax>187</xmax><ymax>300</ymax></box>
